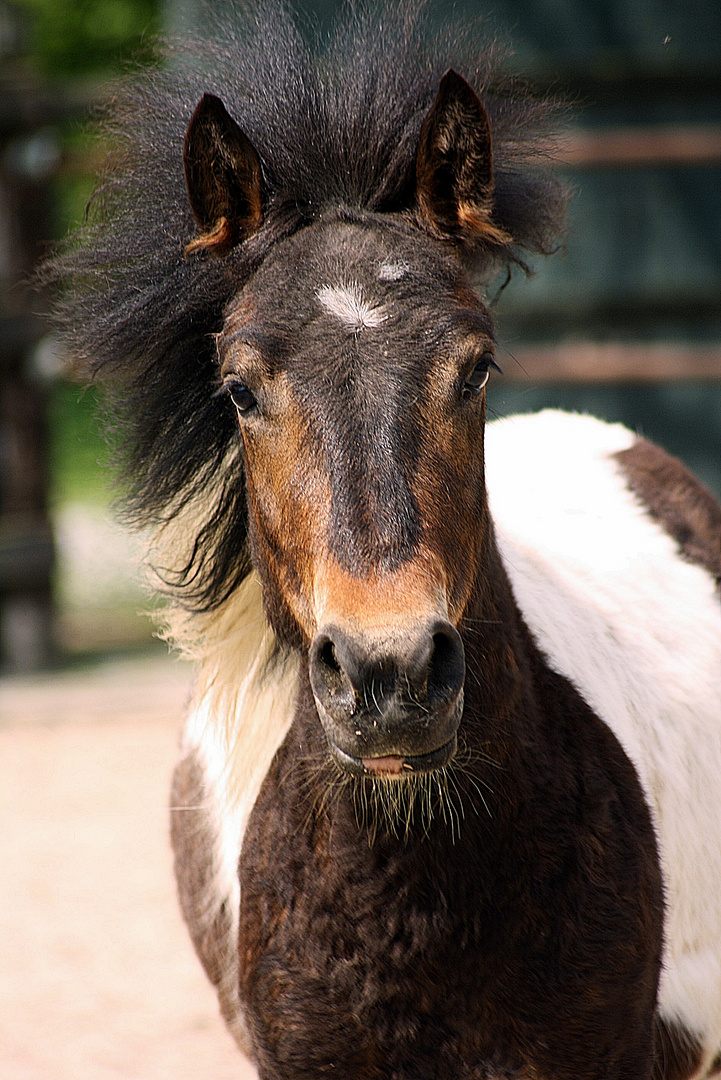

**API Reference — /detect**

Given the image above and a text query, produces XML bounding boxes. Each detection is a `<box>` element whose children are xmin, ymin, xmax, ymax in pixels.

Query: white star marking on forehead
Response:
<box><xmin>378</xmin><ymin>260</ymin><xmax>409</xmax><ymax>282</ymax></box>
<box><xmin>316</xmin><ymin>282</ymin><xmax>387</xmax><ymax>331</ymax></box>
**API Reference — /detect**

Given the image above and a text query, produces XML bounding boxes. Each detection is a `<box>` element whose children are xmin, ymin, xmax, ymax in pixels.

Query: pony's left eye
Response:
<box><xmin>463</xmin><ymin>353</ymin><xmax>501</xmax><ymax>397</ymax></box>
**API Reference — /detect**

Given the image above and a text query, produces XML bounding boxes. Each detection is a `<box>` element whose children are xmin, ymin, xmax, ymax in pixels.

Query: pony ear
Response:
<box><xmin>183</xmin><ymin>93</ymin><xmax>264</xmax><ymax>255</ymax></box>
<box><xmin>415</xmin><ymin>70</ymin><xmax>511</xmax><ymax>247</ymax></box>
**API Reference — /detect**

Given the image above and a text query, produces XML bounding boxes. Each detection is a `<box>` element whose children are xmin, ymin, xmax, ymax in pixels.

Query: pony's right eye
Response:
<box><xmin>227</xmin><ymin>382</ymin><xmax>257</xmax><ymax>415</ymax></box>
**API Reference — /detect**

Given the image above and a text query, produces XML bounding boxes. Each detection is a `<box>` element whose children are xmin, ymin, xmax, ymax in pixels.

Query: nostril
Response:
<box><xmin>311</xmin><ymin>634</ymin><xmax>346</xmax><ymax>698</ymax></box>
<box><xmin>310</xmin><ymin>631</ymin><xmax>363</xmax><ymax>724</ymax></box>
<box><xmin>320</xmin><ymin>638</ymin><xmax>341</xmax><ymax>677</ymax></box>
<box><xmin>428</xmin><ymin>625</ymin><xmax>465</xmax><ymax>703</ymax></box>
<box><xmin>431</xmin><ymin>630</ymin><xmax>454</xmax><ymax>668</ymax></box>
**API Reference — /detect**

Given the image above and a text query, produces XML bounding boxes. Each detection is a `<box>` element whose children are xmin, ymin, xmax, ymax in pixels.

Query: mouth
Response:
<box><xmin>328</xmin><ymin>735</ymin><xmax>457</xmax><ymax>778</ymax></box>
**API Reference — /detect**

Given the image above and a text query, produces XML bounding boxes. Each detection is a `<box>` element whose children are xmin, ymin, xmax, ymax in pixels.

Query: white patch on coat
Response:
<box><xmin>485</xmin><ymin>410</ymin><xmax>721</xmax><ymax>1072</ymax></box>
<box><xmin>174</xmin><ymin>571</ymin><xmax>297</xmax><ymax>1061</ymax></box>
<box><xmin>378</xmin><ymin>259</ymin><xmax>409</xmax><ymax>281</ymax></box>
<box><xmin>317</xmin><ymin>282</ymin><xmax>387</xmax><ymax>330</ymax></box>
<box><xmin>180</xmin><ymin>573</ymin><xmax>299</xmax><ymax>909</ymax></box>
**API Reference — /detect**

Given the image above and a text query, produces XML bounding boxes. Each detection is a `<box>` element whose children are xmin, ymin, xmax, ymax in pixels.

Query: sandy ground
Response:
<box><xmin>0</xmin><ymin>654</ymin><xmax>256</xmax><ymax>1080</ymax></box>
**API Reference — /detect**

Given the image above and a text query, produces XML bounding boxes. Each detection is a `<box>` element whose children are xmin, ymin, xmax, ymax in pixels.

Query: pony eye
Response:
<box><xmin>227</xmin><ymin>382</ymin><xmax>257</xmax><ymax>415</ymax></box>
<box><xmin>463</xmin><ymin>353</ymin><xmax>501</xmax><ymax>397</ymax></box>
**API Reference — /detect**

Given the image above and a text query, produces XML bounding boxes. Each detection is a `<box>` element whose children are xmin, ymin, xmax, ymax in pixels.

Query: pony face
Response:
<box><xmin>217</xmin><ymin>215</ymin><xmax>498</xmax><ymax>774</ymax></box>
<box><xmin>181</xmin><ymin>70</ymin><xmax>517</xmax><ymax>776</ymax></box>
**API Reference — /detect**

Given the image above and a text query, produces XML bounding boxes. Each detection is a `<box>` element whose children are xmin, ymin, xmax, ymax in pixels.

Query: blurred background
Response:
<box><xmin>1</xmin><ymin>0</ymin><xmax>720</xmax><ymax>673</ymax></box>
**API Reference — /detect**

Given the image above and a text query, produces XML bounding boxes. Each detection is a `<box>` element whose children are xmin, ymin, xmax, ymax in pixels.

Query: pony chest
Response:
<box><xmin>235</xmin><ymin>714</ymin><xmax>661</xmax><ymax>1080</ymax></box>
<box><xmin>236</xmin><ymin>752</ymin><xmax>509</xmax><ymax>1074</ymax></box>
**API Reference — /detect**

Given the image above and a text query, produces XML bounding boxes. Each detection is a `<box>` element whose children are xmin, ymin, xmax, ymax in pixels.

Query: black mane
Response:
<box><xmin>46</xmin><ymin>0</ymin><xmax>567</xmax><ymax>611</ymax></box>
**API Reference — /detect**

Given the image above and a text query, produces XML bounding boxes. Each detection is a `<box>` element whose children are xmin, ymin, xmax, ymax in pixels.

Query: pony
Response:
<box><xmin>47</xmin><ymin>3</ymin><xmax>721</xmax><ymax>1077</ymax></box>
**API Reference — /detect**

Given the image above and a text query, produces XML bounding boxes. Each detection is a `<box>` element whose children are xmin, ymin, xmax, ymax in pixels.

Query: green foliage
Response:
<box><xmin>15</xmin><ymin>0</ymin><xmax>159</xmax><ymax>78</ymax></box>
<box><xmin>49</xmin><ymin>382</ymin><xmax>112</xmax><ymax>507</ymax></box>
<box><xmin>52</xmin><ymin>126</ymin><xmax>100</xmax><ymax>239</ymax></box>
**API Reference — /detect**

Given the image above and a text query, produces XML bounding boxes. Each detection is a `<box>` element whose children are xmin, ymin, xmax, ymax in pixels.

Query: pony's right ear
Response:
<box><xmin>183</xmin><ymin>93</ymin><xmax>264</xmax><ymax>255</ymax></box>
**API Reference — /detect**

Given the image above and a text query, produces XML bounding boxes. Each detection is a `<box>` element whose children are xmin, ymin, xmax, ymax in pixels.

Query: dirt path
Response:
<box><xmin>0</xmin><ymin>655</ymin><xmax>256</xmax><ymax>1079</ymax></box>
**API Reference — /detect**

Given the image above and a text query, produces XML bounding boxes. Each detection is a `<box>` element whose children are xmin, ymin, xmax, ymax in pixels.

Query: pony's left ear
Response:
<box><xmin>183</xmin><ymin>93</ymin><xmax>264</xmax><ymax>255</ymax></box>
<box><xmin>415</xmin><ymin>70</ymin><xmax>511</xmax><ymax>248</ymax></box>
